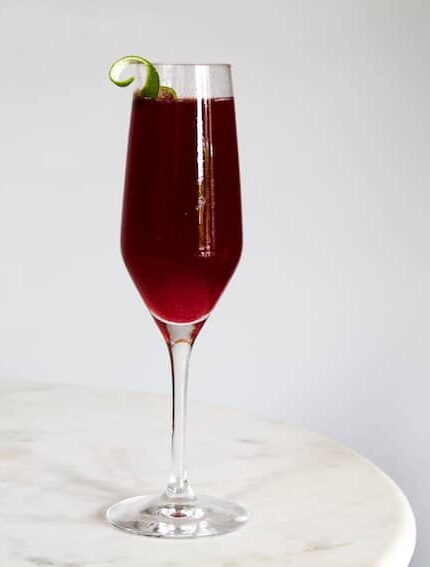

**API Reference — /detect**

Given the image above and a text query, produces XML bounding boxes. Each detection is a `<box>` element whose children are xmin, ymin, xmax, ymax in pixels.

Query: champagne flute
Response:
<box><xmin>107</xmin><ymin>61</ymin><xmax>248</xmax><ymax>538</ymax></box>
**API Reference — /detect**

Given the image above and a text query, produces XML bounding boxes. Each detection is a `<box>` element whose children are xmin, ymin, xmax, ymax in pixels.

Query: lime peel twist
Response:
<box><xmin>109</xmin><ymin>56</ymin><xmax>177</xmax><ymax>99</ymax></box>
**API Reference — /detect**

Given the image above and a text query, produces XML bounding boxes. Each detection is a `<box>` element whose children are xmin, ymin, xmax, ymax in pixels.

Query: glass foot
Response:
<box><xmin>106</xmin><ymin>492</ymin><xmax>249</xmax><ymax>538</ymax></box>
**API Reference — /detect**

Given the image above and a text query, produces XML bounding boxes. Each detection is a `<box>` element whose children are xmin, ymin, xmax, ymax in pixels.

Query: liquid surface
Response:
<box><xmin>121</xmin><ymin>96</ymin><xmax>242</xmax><ymax>324</ymax></box>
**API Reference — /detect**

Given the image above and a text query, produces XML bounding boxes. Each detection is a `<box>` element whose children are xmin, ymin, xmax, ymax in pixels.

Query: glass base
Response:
<box><xmin>106</xmin><ymin>492</ymin><xmax>249</xmax><ymax>538</ymax></box>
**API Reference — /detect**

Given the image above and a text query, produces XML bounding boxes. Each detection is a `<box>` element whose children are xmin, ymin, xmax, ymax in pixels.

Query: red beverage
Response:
<box><xmin>121</xmin><ymin>95</ymin><xmax>242</xmax><ymax>324</ymax></box>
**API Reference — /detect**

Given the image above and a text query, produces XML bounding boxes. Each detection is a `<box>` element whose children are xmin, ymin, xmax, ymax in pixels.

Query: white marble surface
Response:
<box><xmin>0</xmin><ymin>382</ymin><xmax>415</xmax><ymax>566</ymax></box>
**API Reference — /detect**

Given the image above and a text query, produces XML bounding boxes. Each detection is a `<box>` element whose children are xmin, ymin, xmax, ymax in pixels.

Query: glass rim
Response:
<box><xmin>153</xmin><ymin>62</ymin><xmax>232</xmax><ymax>68</ymax></box>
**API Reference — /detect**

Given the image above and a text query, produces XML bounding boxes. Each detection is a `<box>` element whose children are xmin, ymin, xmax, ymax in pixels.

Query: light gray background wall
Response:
<box><xmin>0</xmin><ymin>0</ymin><xmax>428</xmax><ymax>564</ymax></box>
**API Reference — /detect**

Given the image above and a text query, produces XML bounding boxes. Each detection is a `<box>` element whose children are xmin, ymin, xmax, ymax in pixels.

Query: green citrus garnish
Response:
<box><xmin>109</xmin><ymin>55</ymin><xmax>160</xmax><ymax>98</ymax></box>
<box><xmin>109</xmin><ymin>56</ymin><xmax>177</xmax><ymax>99</ymax></box>
<box><xmin>158</xmin><ymin>86</ymin><xmax>178</xmax><ymax>100</ymax></box>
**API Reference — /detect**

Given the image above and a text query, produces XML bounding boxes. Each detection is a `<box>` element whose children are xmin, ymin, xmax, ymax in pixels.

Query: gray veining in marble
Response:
<box><xmin>0</xmin><ymin>382</ymin><xmax>416</xmax><ymax>566</ymax></box>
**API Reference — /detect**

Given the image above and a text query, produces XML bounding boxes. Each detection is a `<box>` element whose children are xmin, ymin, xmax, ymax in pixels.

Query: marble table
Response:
<box><xmin>0</xmin><ymin>382</ymin><xmax>415</xmax><ymax>566</ymax></box>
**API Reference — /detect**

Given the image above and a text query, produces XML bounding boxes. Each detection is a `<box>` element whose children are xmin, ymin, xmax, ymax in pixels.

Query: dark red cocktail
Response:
<box><xmin>121</xmin><ymin>95</ymin><xmax>242</xmax><ymax>324</ymax></box>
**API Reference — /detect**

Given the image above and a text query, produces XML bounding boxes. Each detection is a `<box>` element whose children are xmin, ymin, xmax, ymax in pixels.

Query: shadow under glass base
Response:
<box><xmin>106</xmin><ymin>492</ymin><xmax>249</xmax><ymax>538</ymax></box>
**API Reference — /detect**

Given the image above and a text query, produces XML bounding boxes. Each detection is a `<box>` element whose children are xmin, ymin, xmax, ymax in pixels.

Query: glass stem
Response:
<box><xmin>165</xmin><ymin>323</ymin><xmax>196</xmax><ymax>500</ymax></box>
